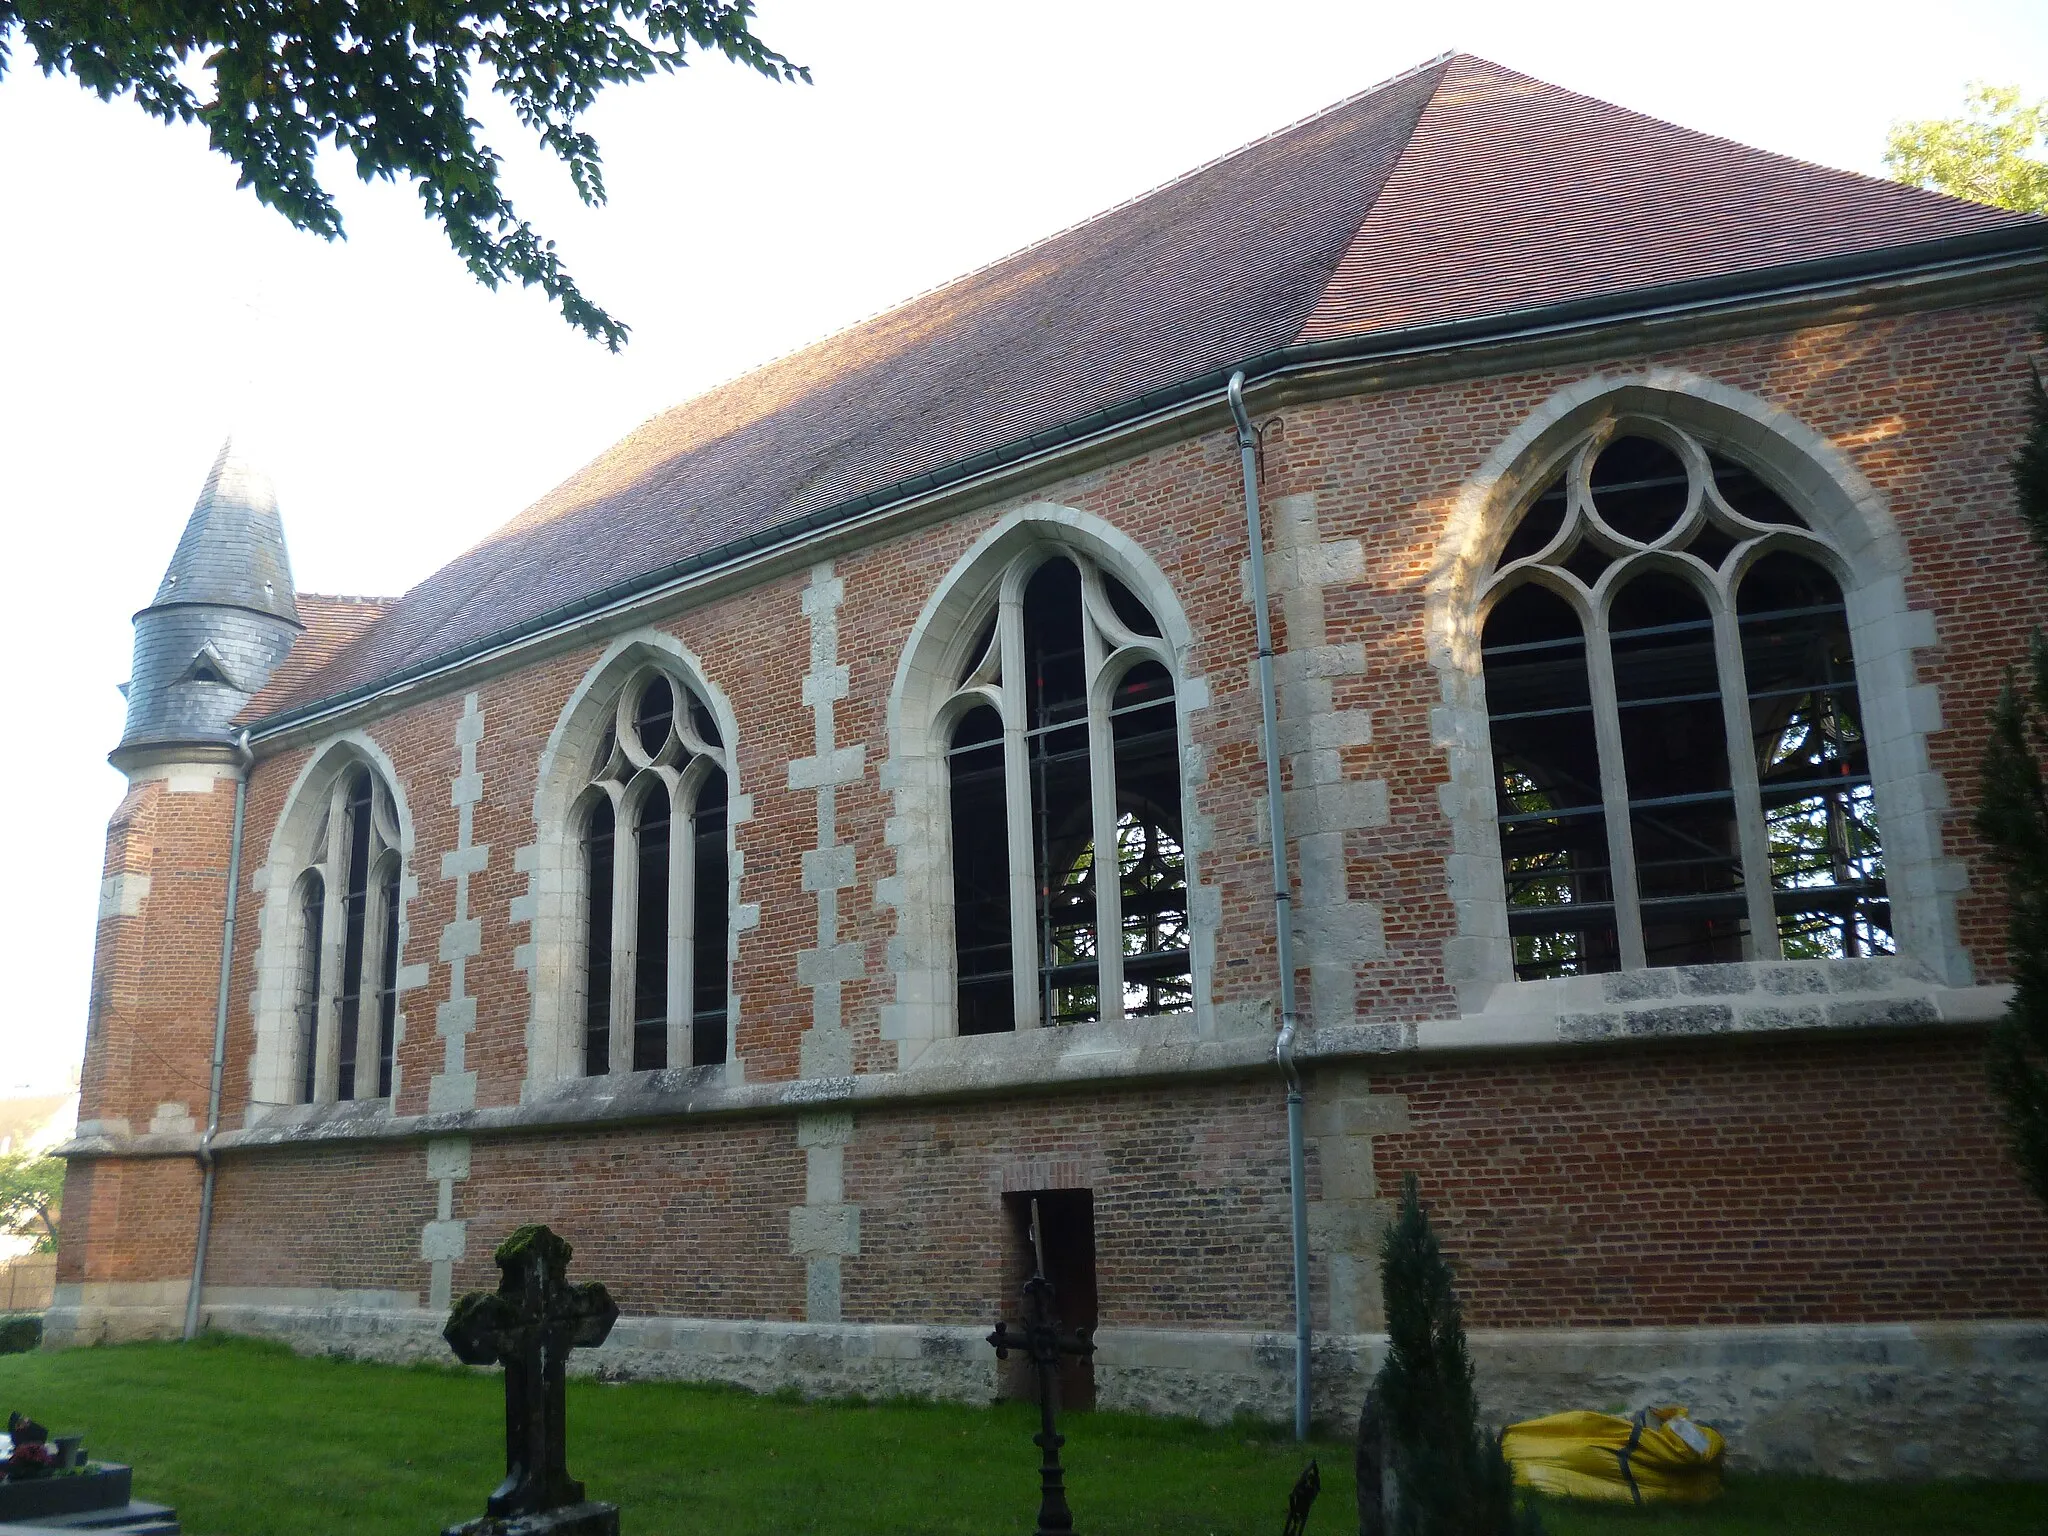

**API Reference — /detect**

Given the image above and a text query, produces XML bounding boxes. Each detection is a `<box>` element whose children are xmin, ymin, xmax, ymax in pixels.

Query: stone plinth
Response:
<box><xmin>442</xmin><ymin>1502</ymin><xmax>619</xmax><ymax>1536</ymax></box>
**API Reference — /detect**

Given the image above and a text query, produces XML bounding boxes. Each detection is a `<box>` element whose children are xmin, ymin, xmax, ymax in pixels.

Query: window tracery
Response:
<box><xmin>1480</xmin><ymin>422</ymin><xmax>1889</xmax><ymax>980</ymax></box>
<box><xmin>577</xmin><ymin>668</ymin><xmax>730</xmax><ymax>1073</ymax></box>
<box><xmin>289</xmin><ymin>764</ymin><xmax>404</xmax><ymax>1101</ymax></box>
<box><xmin>942</xmin><ymin>552</ymin><xmax>1189</xmax><ymax>1031</ymax></box>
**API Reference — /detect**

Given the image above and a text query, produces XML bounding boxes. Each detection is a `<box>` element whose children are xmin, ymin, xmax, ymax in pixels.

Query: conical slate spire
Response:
<box><xmin>114</xmin><ymin>441</ymin><xmax>303</xmax><ymax>771</ymax></box>
<box><xmin>148</xmin><ymin>439</ymin><xmax>300</xmax><ymax>624</ymax></box>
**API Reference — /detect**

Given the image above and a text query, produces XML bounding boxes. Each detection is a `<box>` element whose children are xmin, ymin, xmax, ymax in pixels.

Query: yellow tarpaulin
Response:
<box><xmin>1502</xmin><ymin>1406</ymin><xmax>1725</xmax><ymax>1505</ymax></box>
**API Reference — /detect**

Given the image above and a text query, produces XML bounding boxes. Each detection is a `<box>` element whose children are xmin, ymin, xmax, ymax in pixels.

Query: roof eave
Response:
<box><xmin>246</xmin><ymin>220</ymin><xmax>2048</xmax><ymax>743</ymax></box>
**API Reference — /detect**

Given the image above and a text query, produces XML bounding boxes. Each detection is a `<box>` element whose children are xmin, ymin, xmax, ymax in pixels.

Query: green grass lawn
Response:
<box><xmin>0</xmin><ymin>1337</ymin><xmax>2041</xmax><ymax>1535</ymax></box>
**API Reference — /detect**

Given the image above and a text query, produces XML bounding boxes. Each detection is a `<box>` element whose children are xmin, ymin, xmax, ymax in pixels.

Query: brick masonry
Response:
<box><xmin>54</xmin><ymin>297</ymin><xmax>2048</xmax><ymax>1469</ymax></box>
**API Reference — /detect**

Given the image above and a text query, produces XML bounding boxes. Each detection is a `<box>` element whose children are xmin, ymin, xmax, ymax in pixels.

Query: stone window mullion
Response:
<box><xmin>997</xmin><ymin>569</ymin><xmax>1040</xmax><ymax>1029</ymax></box>
<box><xmin>1081</xmin><ymin>577</ymin><xmax>1124</xmax><ymax>1021</ymax></box>
<box><xmin>667</xmin><ymin>771</ymin><xmax>695</xmax><ymax>1069</ymax></box>
<box><xmin>1710</xmin><ymin>583</ymin><xmax>1781</xmax><ymax>959</ymax></box>
<box><xmin>313</xmin><ymin>777</ymin><xmax>351</xmax><ymax>1102</ymax></box>
<box><xmin>608</xmin><ymin>785</ymin><xmax>640</xmax><ymax>1079</ymax></box>
<box><xmin>1583</xmin><ymin>598</ymin><xmax>1648</xmax><ymax>969</ymax></box>
<box><xmin>357</xmin><ymin>842</ymin><xmax>390</xmax><ymax>1098</ymax></box>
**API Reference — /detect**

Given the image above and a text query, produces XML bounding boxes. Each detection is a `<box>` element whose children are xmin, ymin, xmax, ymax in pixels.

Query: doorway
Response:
<box><xmin>1000</xmin><ymin>1188</ymin><xmax>1097</xmax><ymax>1410</ymax></box>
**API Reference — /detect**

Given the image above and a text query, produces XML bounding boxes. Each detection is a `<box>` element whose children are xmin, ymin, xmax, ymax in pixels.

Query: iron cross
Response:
<box><xmin>988</xmin><ymin>1198</ymin><xmax>1096</xmax><ymax>1536</ymax></box>
<box><xmin>444</xmin><ymin>1223</ymin><xmax>619</xmax><ymax>1521</ymax></box>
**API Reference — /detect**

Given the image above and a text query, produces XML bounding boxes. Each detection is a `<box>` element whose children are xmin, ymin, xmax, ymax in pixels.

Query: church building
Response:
<box><xmin>56</xmin><ymin>55</ymin><xmax>2048</xmax><ymax>1474</ymax></box>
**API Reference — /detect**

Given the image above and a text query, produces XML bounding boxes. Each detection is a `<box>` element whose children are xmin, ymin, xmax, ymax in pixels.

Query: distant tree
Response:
<box><xmin>0</xmin><ymin>1153</ymin><xmax>63</xmax><ymax>1255</ymax></box>
<box><xmin>1357</xmin><ymin>1174</ymin><xmax>1539</xmax><ymax>1536</ymax></box>
<box><xmin>1885</xmin><ymin>85</ymin><xmax>2048</xmax><ymax>214</ymax></box>
<box><xmin>1977</xmin><ymin>316</ymin><xmax>2048</xmax><ymax>1211</ymax></box>
<box><xmin>0</xmin><ymin>1</ymin><xmax>809</xmax><ymax>350</ymax></box>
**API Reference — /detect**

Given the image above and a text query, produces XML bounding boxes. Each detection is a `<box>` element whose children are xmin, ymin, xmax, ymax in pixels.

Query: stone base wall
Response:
<box><xmin>41</xmin><ymin>1284</ymin><xmax>2048</xmax><ymax>1481</ymax></box>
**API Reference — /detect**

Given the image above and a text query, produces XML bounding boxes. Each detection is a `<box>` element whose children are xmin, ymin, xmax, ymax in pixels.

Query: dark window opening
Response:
<box><xmin>1612</xmin><ymin>572</ymin><xmax>1747</xmax><ymax>965</ymax></box>
<box><xmin>1500</xmin><ymin>476</ymin><xmax>1567</xmax><ymax>567</ymax></box>
<box><xmin>295</xmin><ymin>876</ymin><xmax>325</xmax><ymax>1104</ymax></box>
<box><xmin>633</xmin><ymin>787</ymin><xmax>671</xmax><ymax>1071</ymax></box>
<box><xmin>1026</xmin><ymin>559</ymin><xmax>1099</xmax><ymax>1026</ymax></box>
<box><xmin>1740</xmin><ymin>553</ymin><xmax>1890</xmax><ymax>957</ymax></box>
<box><xmin>1709</xmin><ymin>453</ymin><xmax>1807</xmax><ymax>528</ymax></box>
<box><xmin>583</xmin><ymin>797</ymin><xmax>615</xmax><ymax>1076</ymax></box>
<box><xmin>1483</xmin><ymin>582</ymin><xmax>1618</xmax><ymax>979</ymax></box>
<box><xmin>635</xmin><ymin>677</ymin><xmax>674</xmax><ymax>758</ymax></box>
<box><xmin>1000</xmin><ymin>1190</ymin><xmax>1097</xmax><ymax>1410</ymax></box>
<box><xmin>689</xmin><ymin>694</ymin><xmax>722</xmax><ymax>748</ymax></box>
<box><xmin>1590</xmin><ymin>435</ymin><xmax>1689</xmax><ymax>543</ymax></box>
<box><xmin>1111</xmin><ymin>661</ymin><xmax>1188</xmax><ymax>1014</ymax></box>
<box><xmin>583</xmin><ymin>671</ymin><xmax>731</xmax><ymax>1075</ymax></box>
<box><xmin>691</xmin><ymin>769</ymin><xmax>730</xmax><ymax>1066</ymax></box>
<box><xmin>375</xmin><ymin>861</ymin><xmax>400</xmax><ymax>1097</ymax></box>
<box><xmin>335</xmin><ymin>770</ymin><xmax>374</xmax><ymax>1100</ymax></box>
<box><xmin>950</xmin><ymin>704</ymin><xmax>1013</xmax><ymax>1034</ymax></box>
<box><xmin>1104</xmin><ymin>572</ymin><xmax>1162</xmax><ymax>637</ymax></box>
<box><xmin>948</xmin><ymin>555</ymin><xmax>1187</xmax><ymax>1030</ymax></box>
<box><xmin>1485</xmin><ymin>429</ymin><xmax>1879</xmax><ymax>975</ymax></box>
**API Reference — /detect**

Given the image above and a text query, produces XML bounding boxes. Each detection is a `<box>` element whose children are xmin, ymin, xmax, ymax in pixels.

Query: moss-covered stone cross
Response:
<box><xmin>445</xmin><ymin>1224</ymin><xmax>619</xmax><ymax>1522</ymax></box>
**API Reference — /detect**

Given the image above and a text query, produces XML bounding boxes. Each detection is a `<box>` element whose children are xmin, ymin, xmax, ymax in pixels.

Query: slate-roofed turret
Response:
<box><xmin>114</xmin><ymin>440</ymin><xmax>303</xmax><ymax>772</ymax></box>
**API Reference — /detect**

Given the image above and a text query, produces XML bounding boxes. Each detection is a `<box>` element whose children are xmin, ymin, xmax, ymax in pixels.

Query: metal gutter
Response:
<box><xmin>247</xmin><ymin>223</ymin><xmax>2048</xmax><ymax>745</ymax></box>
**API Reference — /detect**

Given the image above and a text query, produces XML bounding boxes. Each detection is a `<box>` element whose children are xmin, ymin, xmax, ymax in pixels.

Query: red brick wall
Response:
<box><xmin>1368</xmin><ymin>1033</ymin><xmax>2048</xmax><ymax>1327</ymax></box>
<box><xmin>55</xmin><ymin>1158</ymin><xmax>200</xmax><ymax>1286</ymax></box>
<box><xmin>68</xmin><ymin>296</ymin><xmax>2048</xmax><ymax>1324</ymax></box>
<box><xmin>172</xmin><ymin>1033</ymin><xmax>2048</xmax><ymax>1333</ymax></box>
<box><xmin>844</xmin><ymin>1084</ymin><xmax>1296</xmax><ymax>1328</ymax></box>
<box><xmin>79</xmin><ymin>777</ymin><xmax>237</xmax><ymax>1137</ymax></box>
<box><xmin>207</xmin><ymin>1146</ymin><xmax>434</xmax><ymax>1295</ymax></box>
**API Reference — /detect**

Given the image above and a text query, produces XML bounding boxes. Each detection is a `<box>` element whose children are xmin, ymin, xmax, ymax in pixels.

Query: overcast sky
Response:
<box><xmin>3</xmin><ymin>0</ymin><xmax>2045</xmax><ymax>1097</ymax></box>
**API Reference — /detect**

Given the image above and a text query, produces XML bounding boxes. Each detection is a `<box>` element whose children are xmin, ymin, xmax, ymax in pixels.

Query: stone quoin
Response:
<box><xmin>53</xmin><ymin>54</ymin><xmax>2048</xmax><ymax>1478</ymax></box>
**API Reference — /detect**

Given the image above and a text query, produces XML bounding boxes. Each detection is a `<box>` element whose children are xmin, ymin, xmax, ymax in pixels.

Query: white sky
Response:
<box><xmin>2</xmin><ymin>0</ymin><xmax>2044</xmax><ymax>1096</ymax></box>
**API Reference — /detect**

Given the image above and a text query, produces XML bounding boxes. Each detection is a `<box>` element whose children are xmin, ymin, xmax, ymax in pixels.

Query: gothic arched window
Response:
<box><xmin>291</xmin><ymin>764</ymin><xmax>404</xmax><ymax>1101</ymax></box>
<box><xmin>942</xmin><ymin>551</ymin><xmax>1189</xmax><ymax>1032</ymax></box>
<box><xmin>1480</xmin><ymin>423</ymin><xmax>1889</xmax><ymax>979</ymax></box>
<box><xmin>578</xmin><ymin>669</ymin><xmax>730</xmax><ymax>1074</ymax></box>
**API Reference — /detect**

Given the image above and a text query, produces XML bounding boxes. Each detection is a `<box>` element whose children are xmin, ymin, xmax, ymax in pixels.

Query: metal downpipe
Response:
<box><xmin>184</xmin><ymin>730</ymin><xmax>252</xmax><ymax>1341</ymax></box>
<box><xmin>1228</xmin><ymin>371</ymin><xmax>1312</xmax><ymax>1440</ymax></box>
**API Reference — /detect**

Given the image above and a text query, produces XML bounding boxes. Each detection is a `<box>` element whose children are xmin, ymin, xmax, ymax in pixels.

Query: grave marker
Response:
<box><xmin>442</xmin><ymin>1224</ymin><xmax>620</xmax><ymax>1536</ymax></box>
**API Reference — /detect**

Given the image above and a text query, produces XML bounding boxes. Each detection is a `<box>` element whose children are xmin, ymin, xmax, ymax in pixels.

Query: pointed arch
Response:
<box><xmin>1428</xmin><ymin>372</ymin><xmax>1964</xmax><ymax>1005</ymax></box>
<box><xmin>882</xmin><ymin>502</ymin><xmax>1215</xmax><ymax>1066</ymax></box>
<box><xmin>519</xmin><ymin>628</ymin><xmax>747</xmax><ymax>1092</ymax></box>
<box><xmin>246</xmin><ymin>732</ymin><xmax>416</xmax><ymax>1115</ymax></box>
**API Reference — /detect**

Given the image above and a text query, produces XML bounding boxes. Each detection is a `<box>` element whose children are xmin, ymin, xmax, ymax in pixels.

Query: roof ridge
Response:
<box><xmin>624</xmin><ymin>51</ymin><xmax>1460</xmax><ymax>430</ymax></box>
<box><xmin>296</xmin><ymin>591</ymin><xmax>397</xmax><ymax>606</ymax></box>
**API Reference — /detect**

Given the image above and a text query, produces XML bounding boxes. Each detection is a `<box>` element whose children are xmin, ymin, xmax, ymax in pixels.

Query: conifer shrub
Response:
<box><xmin>1355</xmin><ymin>1174</ymin><xmax>1539</xmax><ymax>1536</ymax></box>
<box><xmin>1978</xmin><ymin>319</ymin><xmax>2048</xmax><ymax>1211</ymax></box>
<box><xmin>0</xmin><ymin>1314</ymin><xmax>42</xmax><ymax>1355</ymax></box>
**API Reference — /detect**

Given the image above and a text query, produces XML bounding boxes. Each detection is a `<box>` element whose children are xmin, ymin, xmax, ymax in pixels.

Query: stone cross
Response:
<box><xmin>444</xmin><ymin>1224</ymin><xmax>619</xmax><ymax>1525</ymax></box>
<box><xmin>988</xmin><ymin>1200</ymin><xmax>1096</xmax><ymax>1536</ymax></box>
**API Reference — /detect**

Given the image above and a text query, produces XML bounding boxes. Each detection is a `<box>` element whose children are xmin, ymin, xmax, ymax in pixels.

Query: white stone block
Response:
<box><xmin>97</xmin><ymin>871</ymin><xmax>150</xmax><ymax>920</ymax></box>
<box><xmin>425</xmin><ymin>1138</ymin><xmax>471</xmax><ymax>1181</ymax></box>
<box><xmin>788</xmin><ymin>1204</ymin><xmax>861</xmax><ymax>1258</ymax></box>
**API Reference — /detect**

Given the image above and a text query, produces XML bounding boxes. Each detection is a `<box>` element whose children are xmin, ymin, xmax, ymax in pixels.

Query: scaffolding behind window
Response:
<box><xmin>1479</xmin><ymin>423</ymin><xmax>1890</xmax><ymax>976</ymax></box>
<box><xmin>942</xmin><ymin>551</ymin><xmax>1188</xmax><ymax>1031</ymax></box>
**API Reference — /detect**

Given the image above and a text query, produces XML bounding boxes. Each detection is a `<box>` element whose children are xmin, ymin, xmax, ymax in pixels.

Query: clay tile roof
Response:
<box><xmin>261</xmin><ymin>54</ymin><xmax>2037</xmax><ymax>720</ymax></box>
<box><xmin>238</xmin><ymin>595</ymin><xmax>396</xmax><ymax>723</ymax></box>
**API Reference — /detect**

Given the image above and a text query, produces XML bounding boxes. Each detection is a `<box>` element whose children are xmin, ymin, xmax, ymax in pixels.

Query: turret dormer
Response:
<box><xmin>113</xmin><ymin>440</ymin><xmax>302</xmax><ymax>774</ymax></box>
